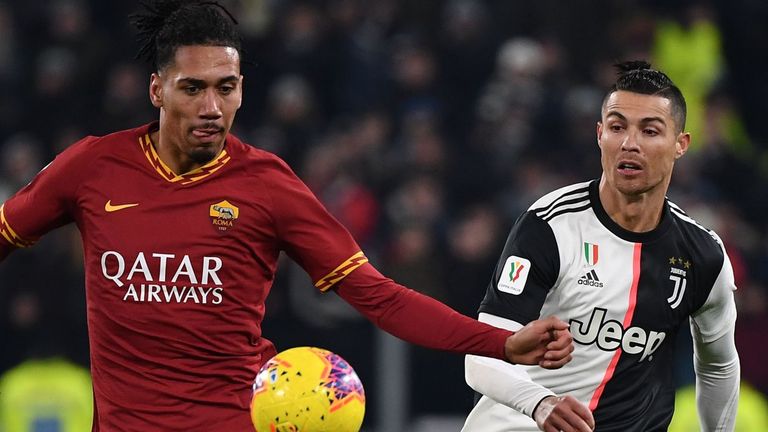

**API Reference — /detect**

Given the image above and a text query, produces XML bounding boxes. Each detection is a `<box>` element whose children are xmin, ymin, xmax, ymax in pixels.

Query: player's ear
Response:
<box><xmin>675</xmin><ymin>132</ymin><xmax>690</xmax><ymax>159</ymax></box>
<box><xmin>236</xmin><ymin>75</ymin><xmax>244</xmax><ymax>109</ymax></box>
<box><xmin>596</xmin><ymin>121</ymin><xmax>603</xmax><ymax>149</ymax></box>
<box><xmin>149</xmin><ymin>73</ymin><xmax>163</xmax><ymax>108</ymax></box>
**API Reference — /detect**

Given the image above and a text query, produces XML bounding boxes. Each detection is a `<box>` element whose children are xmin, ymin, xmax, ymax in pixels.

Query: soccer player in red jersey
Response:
<box><xmin>0</xmin><ymin>1</ymin><xmax>574</xmax><ymax>430</ymax></box>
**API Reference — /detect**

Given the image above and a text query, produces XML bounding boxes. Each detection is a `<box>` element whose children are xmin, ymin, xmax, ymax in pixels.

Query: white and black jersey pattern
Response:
<box><xmin>464</xmin><ymin>180</ymin><xmax>737</xmax><ymax>432</ymax></box>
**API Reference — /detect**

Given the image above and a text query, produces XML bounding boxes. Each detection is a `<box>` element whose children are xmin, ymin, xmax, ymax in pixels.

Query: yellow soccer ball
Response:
<box><xmin>251</xmin><ymin>347</ymin><xmax>365</xmax><ymax>432</ymax></box>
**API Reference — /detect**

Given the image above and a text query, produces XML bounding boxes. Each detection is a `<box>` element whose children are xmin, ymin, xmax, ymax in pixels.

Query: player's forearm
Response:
<box><xmin>467</xmin><ymin>313</ymin><xmax>556</xmax><ymax>417</ymax></box>
<box><xmin>466</xmin><ymin>353</ymin><xmax>555</xmax><ymax>417</ymax></box>
<box><xmin>335</xmin><ymin>263</ymin><xmax>512</xmax><ymax>359</ymax></box>
<box><xmin>693</xmin><ymin>327</ymin><xmax>740</xmax><ymax>431</ymax></box>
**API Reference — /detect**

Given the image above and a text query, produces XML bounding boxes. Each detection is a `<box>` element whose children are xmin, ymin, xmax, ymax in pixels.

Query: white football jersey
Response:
<box><xmin>463</xmin><ymin>180</ymin><xmax>737</xmax><ymax>432</ymax></box>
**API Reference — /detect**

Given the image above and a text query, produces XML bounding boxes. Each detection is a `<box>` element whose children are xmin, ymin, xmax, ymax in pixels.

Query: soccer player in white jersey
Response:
<box><xmin>462</xmin><ymin>61</ymin><xmax>740</xmax><ymax>432</ymax></box>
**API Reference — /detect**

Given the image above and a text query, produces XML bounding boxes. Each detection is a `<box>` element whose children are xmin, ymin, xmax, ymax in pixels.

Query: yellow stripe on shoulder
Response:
<box><xmin>0</xmin><ymin>204</ymin><xmax>35</xmax><ymax>248</ymax></box>
<box><xmin>314</xmin><ymin>251</ymin><xmax>369</xmax><ymax>292</ymax></box>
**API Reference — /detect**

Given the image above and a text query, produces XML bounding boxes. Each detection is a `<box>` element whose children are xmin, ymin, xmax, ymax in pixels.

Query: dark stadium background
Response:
<box><xmin>1</xmin><ymin>0</ymin><xmax>767</xmax><ymax>430</ymax></box>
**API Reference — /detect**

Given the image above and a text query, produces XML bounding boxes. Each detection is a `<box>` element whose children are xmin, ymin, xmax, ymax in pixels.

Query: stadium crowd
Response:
<box><xmin>1</xmin><ymin>0</ymin><xmax>767</xmax><ymax>429</ymax></box>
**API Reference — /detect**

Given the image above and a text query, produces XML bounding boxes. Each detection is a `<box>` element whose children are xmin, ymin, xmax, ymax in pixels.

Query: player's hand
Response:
<box><xmin>503</xmin><ymin>316</ymin><xmax>573</xmax><ymax>368</ymax></box>
<box><xmin>534</xmin><ymin>395</ymin><xmax>595</xmax><ymax>432</ymax></box>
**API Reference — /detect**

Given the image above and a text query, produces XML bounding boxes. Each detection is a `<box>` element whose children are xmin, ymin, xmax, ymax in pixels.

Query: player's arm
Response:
<box><xmin>690</xmin><ymin>243</ymin><xmax>740</xmax><ymax>431</ymax></box>
<box><xmin>335</xmin><ymin>263</ymin><xmax>572</xmax><ymax>365</ymax></box>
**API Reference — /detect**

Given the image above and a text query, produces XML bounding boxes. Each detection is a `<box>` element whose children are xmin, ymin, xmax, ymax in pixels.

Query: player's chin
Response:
<box><xmin>187</xmin><ymin>146</ymin><xmax>220</xmax><ymax>165</ymax></box>
<box><xmin>614</xmin><ymin>178</ymin><xmax>650</xmax><ymax>196</ymax></box>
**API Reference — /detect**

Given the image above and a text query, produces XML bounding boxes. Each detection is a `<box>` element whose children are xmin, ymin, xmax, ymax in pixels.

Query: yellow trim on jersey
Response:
<box><xmin>315</xmin><ymin>251</ymin><xmax>369</xmax><ymax>292</ymax></box>
<box><xmin>0</xmin><ymin>204</ymin><xmax>34</xmax><ymax>248</ymax></box>
<box><xmin>139</xmin><ymin>134</ymin><xmax>230</xmax><ymax>185</ymax></box>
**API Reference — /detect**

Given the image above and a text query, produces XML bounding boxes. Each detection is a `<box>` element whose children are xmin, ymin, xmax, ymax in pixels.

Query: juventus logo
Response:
<box><xmin>667</xmin><ymin>273</ymin><xmax>687</xmax><ymax>309</ymax></box>
<box><xmin>667</xmin><ymin>256</ymin><xmax>691</xmax><ymax>309</ymax></box>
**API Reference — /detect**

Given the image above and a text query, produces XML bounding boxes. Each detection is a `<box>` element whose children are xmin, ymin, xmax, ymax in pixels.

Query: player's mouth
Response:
<box><xmin>191</xmin><ymin>126</ymin><xmax>224</xmax><ymax>142</ymax></box>
<box><xmin>617</xmin><ymin>160</ymin><xmax>643</xmax><ymax>176</ymax></box>
<box><xmin>192</xmin><ymin>128</ymin><xmax>223</xmax><ymax>137</ymax></box>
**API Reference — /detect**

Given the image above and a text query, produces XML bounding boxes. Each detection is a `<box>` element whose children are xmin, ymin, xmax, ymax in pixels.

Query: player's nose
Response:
<box><xmin>620</xmin><ymin>130</ymin><xmax>641</xmax><ymax>152</ymax></box>
<box><xmin>199</xmin><ymin>89</ymin><xmax>222</xmax><ymax>119</ymax></box>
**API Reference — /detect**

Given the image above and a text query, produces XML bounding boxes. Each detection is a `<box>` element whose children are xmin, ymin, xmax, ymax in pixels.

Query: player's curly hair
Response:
<box><xmin>131</xmin><ymin>0</ymin><xmax>241</xmax><ymax>71</ymax></box>
<box><xmin>605</xmin><ymin>60</ymin><xmax>687</xmax><ymax>133</ymax></box>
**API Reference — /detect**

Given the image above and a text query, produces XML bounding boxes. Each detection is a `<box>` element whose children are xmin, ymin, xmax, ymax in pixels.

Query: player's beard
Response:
<box><xmin>188</xmin><ymin>123</ymin><xmax>226</xmax><ymax>164</ymax></box>
<box><xmin>188</xmin><ymin>146</ymin><xmax>220</xmax><ymax>165</ymax></box>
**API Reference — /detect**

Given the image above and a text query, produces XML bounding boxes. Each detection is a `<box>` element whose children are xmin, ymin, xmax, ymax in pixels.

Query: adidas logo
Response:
<box><xmin>578</xmin><ymin>269</ymin><xmax>604</xmax><ymax>288</ymax></box>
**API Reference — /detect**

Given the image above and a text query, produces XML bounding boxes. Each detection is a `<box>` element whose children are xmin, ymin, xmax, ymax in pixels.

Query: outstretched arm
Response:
<box><xmin>335</xmin><ymin>263</ymin><xmax>573</xmax><ymax>366</ymax></box>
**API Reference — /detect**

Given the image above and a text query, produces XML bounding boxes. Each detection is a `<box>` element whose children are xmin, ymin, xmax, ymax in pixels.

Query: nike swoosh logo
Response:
<box><xmin>105</xmin><ymin>200</ymin><xmax>140</xmax><ymax>212</ymax></box>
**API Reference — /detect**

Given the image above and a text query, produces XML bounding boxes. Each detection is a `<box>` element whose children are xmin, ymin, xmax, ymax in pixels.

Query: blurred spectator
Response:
<box><xmin>269</xmin><ymin>3</ymin><xmax>336</xmax><ymax>114</ymax></box>
<box><xmin>444</xmin><ymin>204</ymin><xmax>505</xmax><ymax>316</ymax></box>
<box><xmin>0</xmin><ymin>357</ymin><xmax>93</xmax><ymax>432</ymax></box>
<box><xmin>384</xmin><ymin>223</ymin><xmax>445</xmax><ymax>301</ymax></box>
<box><xmin>652</xmin><ymin>1</ymin><xmax>724</xmax><ymax>149</ymax></box>
<box><xmin>388</xmin><ymin>35</ymin><xmax>441</xmax><ymax>127</ymax></box>
<box><xmin>0</xmin><ymin>134</ymin><xmax>44</xmax><ymax>200</ymax></box>
<box><xmin>246</xmin><ymin>74</ymin><xmax>320</xmax><ymax>167</ymax></box>
<box><xmin>302</xmin><ymin>135</ymin><xmax>381</xmax><ymax>247</ymax></box>
<box><xmin>97</xmin><ymin>62</ymin><xmax>154</xmax><ymax>133</ymax></box>
<box><xmin>324</xmin><ymin>0</ymin><xmax>396</xmax><ymax>115</ymax></box>
<box><xmin>473</xmin><ymin>36</ymin><xmax>564</xmax><ymax>183</ymax></box>
<box><xmin>385</xmin><ymin>173</ymin><xmax>446</xmax><ymax>232</ymax></box>
<box><xmin>436</xmin><ymin>0</ymin><xmax>497</xmax><ymax>142</ymax></box>
<box><xmin>669</xmin><ymin>382</ymin><xmax>768</xmax><ymax>431</ymax></box>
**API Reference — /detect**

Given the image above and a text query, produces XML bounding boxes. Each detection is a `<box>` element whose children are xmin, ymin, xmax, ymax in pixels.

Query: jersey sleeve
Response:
<box><xmin>1</xmin><ymin>137</ymin><xmax>96</xmax><ymax>259</ymax></box>
<box><xmin>265</xmin><ymin>157</ymin><xmax>366</xmax><ymax>292</ymax></box>
<box><xmin>690</xmin><ymin>240</ymin><xmax>737</xmax><ymax>343</ymax></box>
<box><xmin>478</xmin><ymin>211</ymin><xmax>560</xmax><ymax>324</ymax></box>
<box><xmin>688</xmin><ymin>236</ymin><xmax>740</xmax><ymax>429</ymax></box>
<box><xmin>336</xmin><ymin>263</ymin><xmax>513</xmax><ymax>359</ymax></box>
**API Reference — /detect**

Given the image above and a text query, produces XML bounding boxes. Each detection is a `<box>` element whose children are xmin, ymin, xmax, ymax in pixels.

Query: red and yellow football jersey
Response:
<box><xmin>1</xmin><ymin>123</ymin><xmax>512</xmax><ymax>431</ymax></box>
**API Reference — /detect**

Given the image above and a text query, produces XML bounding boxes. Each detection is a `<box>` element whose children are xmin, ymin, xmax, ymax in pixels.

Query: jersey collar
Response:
<box><xmin>590</xmin><ymin>179</ymin><xmax>673</xmax><ymax>243</ymax></box>
<box><xmin>138</xmin><ymin>123</ymin><xmax>231</xmax><ymax>185</ymax></box>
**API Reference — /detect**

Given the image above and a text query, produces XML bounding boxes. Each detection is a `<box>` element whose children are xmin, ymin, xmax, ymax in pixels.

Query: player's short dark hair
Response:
<box><xmin>604</xmin><ymin>60</ymin><xmax>687</xmax><ymax>133</ymax></box>
<box><xmin>131</xmin><ymin>0</ymin><xmax>241</xmax><ymax>71</ymax></box>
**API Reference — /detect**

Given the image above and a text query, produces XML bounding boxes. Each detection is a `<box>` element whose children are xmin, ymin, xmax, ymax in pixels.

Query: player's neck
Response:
<box><xmin>598</xmin><ymin>177</ymin><xmax>667</xmax><ymax>233</ymax></box>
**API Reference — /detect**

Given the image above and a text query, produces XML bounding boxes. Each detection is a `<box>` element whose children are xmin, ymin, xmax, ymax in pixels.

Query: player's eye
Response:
<box><xmin>183</xmin><ymin>86</ymin><xmax>201</xmax><ymax>95</ymax></box>
<box><xmin>643</xmin><ymin>128</ymin><xmax>659</xmax><ymax>136</ymax></box>
<box><xmin>219</xmin><ymin>85</ymin><xmax>235</xmax><ymax>95</ymax></box>
<box><xmin>610</xmin><ymin>124</ymin><xmax>624</xmax><ymax>132</ymax></box>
